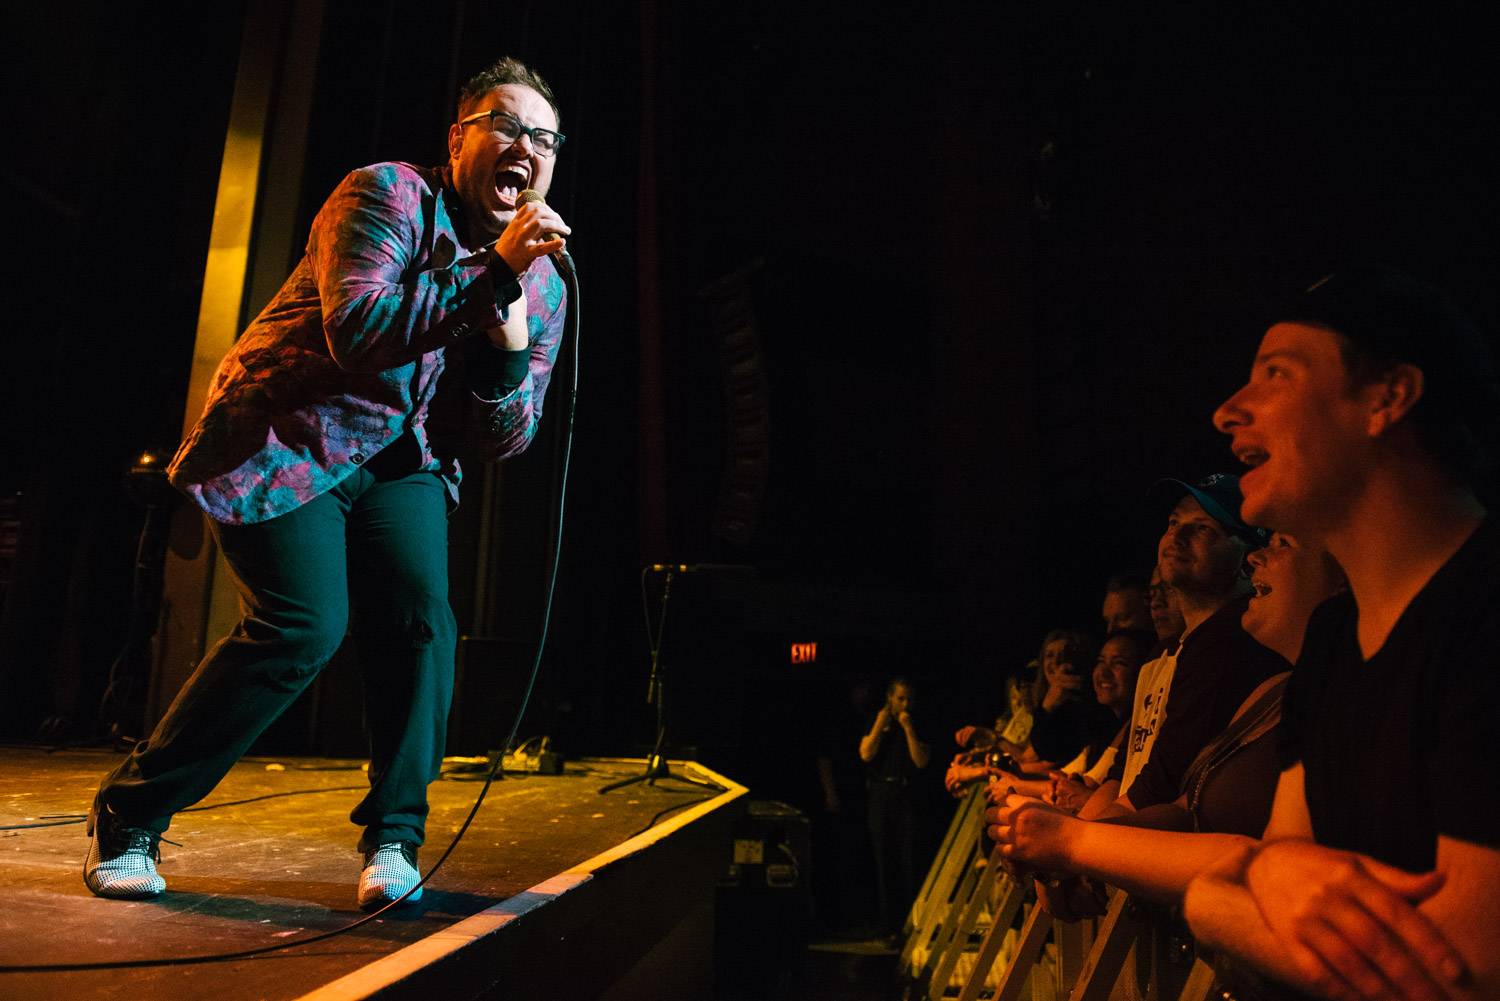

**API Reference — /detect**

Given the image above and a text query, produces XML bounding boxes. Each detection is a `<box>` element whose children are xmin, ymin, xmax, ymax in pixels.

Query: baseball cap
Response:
<box><xmin>1272</xmin><ymin>265</ymin><xmax>1500</xmax><ymax>433</ymax></box>
<box><xmin>1153</xmin><ymin>473</ymin><xmax>1269</xmax><ymax>545</ymax></box>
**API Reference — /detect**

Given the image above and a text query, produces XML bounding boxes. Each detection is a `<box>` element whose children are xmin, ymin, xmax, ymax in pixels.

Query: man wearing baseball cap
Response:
<box><xmin>1098</xmin><ymin>473</ymin><xmax>1287</xmax><ymax>817</ymax></box>
<box><xmin>984</xmin><ymin>471</ymin><xmax>1289</xmax><ymax>922</ymax></box>
<box><xmin>1186</xmin><ymin>266</ymin><xmax>1500</xmax><ymax>999</ymax></box>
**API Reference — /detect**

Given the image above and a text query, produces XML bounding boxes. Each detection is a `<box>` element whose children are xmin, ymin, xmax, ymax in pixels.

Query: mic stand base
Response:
<box><xmin>602</xmin><ymin>565</ymin><xmax>725</xmax><ymax>796</ymax></box>
<box><xmin>597</xmin><ymin>732</ymin><xmax>725</xmax><ymax>795</ymax></box>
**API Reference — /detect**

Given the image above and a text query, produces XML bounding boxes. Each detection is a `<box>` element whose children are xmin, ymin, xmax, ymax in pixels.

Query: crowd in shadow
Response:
<box><xmin>816</xmin><ymin>268</ymin><xmax>1500</xmax><ymax>1001</ymax></box>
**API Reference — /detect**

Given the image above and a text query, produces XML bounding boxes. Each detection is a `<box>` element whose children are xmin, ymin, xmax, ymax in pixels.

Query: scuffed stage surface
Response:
<box><xmin>0</xmin><ymin>747</ymin><xmax>745</xmax><ymax>1000</ymax></box>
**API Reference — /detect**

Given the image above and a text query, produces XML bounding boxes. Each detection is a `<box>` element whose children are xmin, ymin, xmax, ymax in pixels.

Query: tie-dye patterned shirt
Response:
<box><xmin>168</xmin><ymin>161</ymin><xmax>567</xmax><ymax>524</ymax></box>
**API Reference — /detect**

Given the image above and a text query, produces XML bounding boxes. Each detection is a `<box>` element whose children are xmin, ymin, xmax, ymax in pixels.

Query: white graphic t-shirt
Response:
<box><xmin>1119</xmin><ymin>645</ymin><xmax>1179</xmax><ymax>797</ymax></box>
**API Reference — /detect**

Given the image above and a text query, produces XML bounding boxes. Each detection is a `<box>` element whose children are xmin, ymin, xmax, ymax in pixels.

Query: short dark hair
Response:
<box><xmin>457</xmin><ymin>56</ymin><xmax>561</xmax><ymax>128</ymax></box>
<box><xmin>1104</xmin><ymin>572</ymin><xmax>1147</xmax><ymax>595</ymax></box>
<box><xmin>1335</xmin><ymin>331</ymin><xmax>1491</xmax><ymax>486</ymax></box>
<box><xmin>1101</xmin><ymin>627</ymin><xmax>1158</xmax><ymax>662</ymax></box>
<box><xmin>887</xmin><ymin>677</ymin><xmax>915</xmax><ymax>697</ymax></box>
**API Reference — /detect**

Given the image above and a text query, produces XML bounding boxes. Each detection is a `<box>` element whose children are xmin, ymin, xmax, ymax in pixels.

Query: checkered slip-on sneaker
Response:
<box><xmin>84</xmin><ymin>799</ymin><xmax>166</xmax><ymax>900</ymax></box>
<box><xmin>358</xmin><ymin>841</ymin><xmax>423</xmax><ymax>911</ymax></box>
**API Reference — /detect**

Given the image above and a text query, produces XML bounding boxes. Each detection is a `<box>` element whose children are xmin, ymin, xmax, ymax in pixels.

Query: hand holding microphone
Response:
<box><xmin>487</xmin><ymin>190</ymin><xmax>571</xmax><ymax>349</ymax></box>
<box><xmin>493</xmin><ymin>189</ymin><xmax>570</xmax><ymax>279</ymax></box>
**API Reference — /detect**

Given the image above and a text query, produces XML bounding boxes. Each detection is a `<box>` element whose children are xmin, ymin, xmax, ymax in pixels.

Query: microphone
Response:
<box><xmin>516</xmin><ymin>188</ymin><xmax>572</xmax><ymax>272</ymax></box>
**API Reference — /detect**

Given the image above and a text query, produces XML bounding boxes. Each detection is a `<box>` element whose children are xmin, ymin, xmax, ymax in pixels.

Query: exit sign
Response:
<box><xmin>790</xmin><ymin>642</ymin><xmax>818</xmax><ymax>664</ymax></box>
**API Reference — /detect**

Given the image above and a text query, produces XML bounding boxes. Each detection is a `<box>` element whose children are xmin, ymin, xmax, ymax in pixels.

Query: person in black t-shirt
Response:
<box><xmin>815</xmin><ymin>678</ymin><xmax>880</xmax><ymax>936</ymax></box>
<box><xmin>1113</xmin><ymin>590</ymin><xmax>1288</xmax><ymax>812</ymax></box>
<box><xmin>858</xmin><ymin>677</ymin><xmax>931</xmax><ymax>937</ymax></box>
<box><xmin>1026</xmin><ymin>631</ymin><xmax>1120</xmax><ymax>769</ymax></box>
<box><xmin>982</xmin><ymin>628</ymin><xmax>1156</xmax><ymax>808</ymax></box>
<box><xmin>986</xmin><ymin>474</ymin><xmax>1282</xmax><ymax>921</ymax></box>
<box><xmin>978</xmin><ymin>533</ymin><xmax>1342</xmax><ymax>922</ymax></box>
<box><xmin>1062</xmin><ymin>474</ymin><xmax>1280</xmax><ymax>822</ymax></box>
<box><xmin>1186</xmin><ymin>267</ymin><xmax>1500</xmax><ymax>1000</ymax></box>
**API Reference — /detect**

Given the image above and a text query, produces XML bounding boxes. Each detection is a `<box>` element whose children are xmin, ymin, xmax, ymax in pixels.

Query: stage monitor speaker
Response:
<box><xmin>714</xmin><ymin>800</ymin><xmax>812</xmax><ymax>998</ymax></box>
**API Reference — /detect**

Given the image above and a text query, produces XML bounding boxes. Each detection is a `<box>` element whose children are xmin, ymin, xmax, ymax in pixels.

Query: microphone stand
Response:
<box><xmin>600</xmin><ymin>566</ymin><xmax>724</xmax><ymax>794</ymax></box>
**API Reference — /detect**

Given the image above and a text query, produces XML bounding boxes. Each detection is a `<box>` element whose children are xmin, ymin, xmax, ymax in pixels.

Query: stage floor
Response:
<box><xmin>0</xmin><ymin>746</ymin><xmax>745</xmax><ymax>1000</ymax></box>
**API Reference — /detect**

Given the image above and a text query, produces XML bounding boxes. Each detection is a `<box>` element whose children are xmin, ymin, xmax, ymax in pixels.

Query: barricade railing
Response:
<box><xmin>901</xmin><ymin>785</ymin><xmax>986</xmax><ymax>975</ymax></box>
<box><xmin>902</xmin><ymin>787</ymin><xmax>1220</xmax><ymax>1001</ymax></box>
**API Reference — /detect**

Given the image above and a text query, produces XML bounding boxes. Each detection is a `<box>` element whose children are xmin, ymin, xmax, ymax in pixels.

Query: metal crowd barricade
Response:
<box><xmin>904</xmin><ymin>788</ymin><xmax>1218</xmax><ymax>1001</ymax></box>
<box><xmin>955</xmin><ymin>887</ymin><xmax>1216</xmax><ymax>1001</ymax></box>
<box><xmin>924</xmin><ymin>847</ymin><xmax>1028</xmax><ymax>998</ymax></box>
<box><xmin>900</xmin><ymin>785</ymin><xmax>1039</xmax><ymax>998</ymax></box>
<box><xmin>901</xmin><ymin>785</ymin><xmax>986</xmax><ymax>976</ymax></box>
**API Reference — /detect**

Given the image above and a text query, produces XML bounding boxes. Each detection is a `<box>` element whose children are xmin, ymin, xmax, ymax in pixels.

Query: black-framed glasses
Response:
<box><xmin>458</xmin><ymin>109</ymin><xmax>566</xmax><ymax>156</ymax></box>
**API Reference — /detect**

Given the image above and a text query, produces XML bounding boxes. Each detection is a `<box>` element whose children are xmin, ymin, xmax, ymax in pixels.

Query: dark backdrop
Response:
<box><xmin>3</xmin><ymin>1</ymin><xmax>1497</xmax><ymax>824</ymax></box>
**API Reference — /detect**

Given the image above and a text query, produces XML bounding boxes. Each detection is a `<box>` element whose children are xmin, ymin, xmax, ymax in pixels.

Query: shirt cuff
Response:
<box><xmin>488</xmin><ymin>248</ymin><xmax>525</xmax><ymax>307</ymax></box>
<box><xmin>465</xmin><ymin>336</ymin><xmax>530</xmax><ymax>399</ymax></box>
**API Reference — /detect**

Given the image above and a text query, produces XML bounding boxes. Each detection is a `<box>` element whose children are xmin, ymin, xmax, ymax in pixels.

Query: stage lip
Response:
<box><xmin>296</xmin><ymin>758</ymin><xmax>747</xmax><ymax>1001</ymax></box>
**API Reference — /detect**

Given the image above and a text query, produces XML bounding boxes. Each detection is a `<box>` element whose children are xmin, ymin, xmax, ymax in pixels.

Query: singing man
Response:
<box><xmin>84</xmin><ymin>55</ymin><xmax>572</xmax><ymax>910</ymax></box>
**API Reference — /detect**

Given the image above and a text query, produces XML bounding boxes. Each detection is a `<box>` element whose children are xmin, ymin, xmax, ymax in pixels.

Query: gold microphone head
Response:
<box><xmin>514</xmin><ymin>188</ymin><xmax>573</xmax><ymax>272</ymax></box>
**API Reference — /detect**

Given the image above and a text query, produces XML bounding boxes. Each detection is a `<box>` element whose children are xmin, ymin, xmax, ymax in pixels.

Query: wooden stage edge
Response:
<box><xmin>0</xmin><ymin>749</ymin><xmax>748</xmax><ymax>1001</ymax></box>
<box><xmin>307</xmin><ymin>757</ymin><xmax>747</xmax><ymax>1001</ymax></box>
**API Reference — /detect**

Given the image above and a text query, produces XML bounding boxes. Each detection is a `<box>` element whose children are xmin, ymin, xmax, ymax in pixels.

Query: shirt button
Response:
<box><xmin>350</xmin><ymin>452</ymin><xmax>365</xmax><ymax>465</ymax></box>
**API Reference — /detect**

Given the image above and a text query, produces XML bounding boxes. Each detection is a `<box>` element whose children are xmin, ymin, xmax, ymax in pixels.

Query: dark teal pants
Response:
<box><xmin>98</xmin><ymin>467</ymin><xmax>457</xmax><ymax>851</ymax></box>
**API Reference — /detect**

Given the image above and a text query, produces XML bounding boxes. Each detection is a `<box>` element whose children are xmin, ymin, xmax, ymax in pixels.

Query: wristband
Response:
<box><xmin>487</xmin><ymin>246</ymin><xmax>526</xmax><ymax>306</ymax></box>
<box><xmin>489</xmin><ymin>246</ymin><xmax>528</xmax><ymax>283</ymax></box>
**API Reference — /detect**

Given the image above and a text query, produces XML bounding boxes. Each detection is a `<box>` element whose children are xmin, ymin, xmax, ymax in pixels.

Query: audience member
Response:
<box><xmin>985</xmin><ymin>533</ymin><xmax>1343</xmax><ymax>915</ymax></box>
<box><xmin>815</xmin><ymin>678</ymin><xmax>878</xmax><ymax>936</ymax></box>
<box><xmin>1147</xmin><ymin>563</ymin><xmax>1186</xmax><ymax>644</ymax></box>
<box><xmin>890</xmin><ymin>269</ymin><xmax>1500</xmax><ymax>1001</ymax></box>
<box><xmin>986</xmin><ymin>628</ymin><xmax>1155</xmax><ymax>809</ymax></box>
<box><xmin>947</xmin><ymin>629</ymin><xmax>1098</xmax><ymax>794</ymax></box>
<box><xmin>1184</xmin><ymin>267</ymin><xmax>1500</xmax><ymax>999</ymax></box>
<box><xmin>859</xmin><ymin>678</ymin><xmax>931</xmax><ymax>938</ymax></box>
<box><xmin>1182</xmin><ymin>534</ymin><xmax>1343</xmax><ymax>837</ymax></box>
<box><xmin>1094</xmin><ymin>475</ymin><xmax>1287</xmax><ymax>819</ymax></box>
<box><xmin>951</xmin><ymin>655</ymin><xmax>1038</xmax><ymax>767</ymax></box>
<box><xmin>1025</xmin><ymin>631</ymin><xmax>1116</xmax><ymax>773</ymax></box>
<box><xmin>1101</xmin><ymin>573</ymin><xmax>1153</xmax><ymax>634</ymax></box>
<box><xmin>995</xmin><ymin>630</ymin><xmax>1082</xmax><ymax>765</ymax></box>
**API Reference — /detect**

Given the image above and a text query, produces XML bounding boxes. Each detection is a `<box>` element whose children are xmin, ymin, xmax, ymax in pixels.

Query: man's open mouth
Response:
<box><xmin>494</xmin><ymin>168</ymin><xmax>529</xmax><ymax>207</ymax></box>
<box><xmin>1235</xmin><ymin>446</ymin><xmax>1269</xmax><ymax>469</ymax></box>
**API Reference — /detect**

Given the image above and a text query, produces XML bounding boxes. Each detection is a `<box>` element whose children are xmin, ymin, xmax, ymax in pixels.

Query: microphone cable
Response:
<box><xmin>0</xmin><ymin>252</ymin><xmax>582</xmax><ymax>974</ymax></box>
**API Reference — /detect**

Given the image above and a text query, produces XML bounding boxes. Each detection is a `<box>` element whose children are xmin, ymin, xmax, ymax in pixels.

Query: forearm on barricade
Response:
<box><xmin>1184</xmin><ymin>854</ymin><xmax>1316</xmax><ymax>991</ymax></box>
<box><xmin>1075</xmin><ymin>778</ymin><xmax>1120</xmax><ymax>820</ymax></box>
<box><xmin>1094</xmin><ymin>800</ymin><xmax>1194</xmax><ymax>832</ymax></box>
<box><xmin>1067</xmin><ymin>823</ymin><xmax>1257</xmax><ymax>904</ymax></box>
<box><xmin>1422</xmin><ymin>835</ymin><xmax>1500</xmax><ymax>998</ymax></box>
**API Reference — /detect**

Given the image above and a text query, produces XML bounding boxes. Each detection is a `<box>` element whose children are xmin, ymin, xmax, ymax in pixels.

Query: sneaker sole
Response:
<box><xmin>85</xmin><ymin>880</ymin><xmax>165</xmax><ymax>901</ymax></box>
<box><xmin>358</xmin><ymin>885</ymin><xmax>423</xmax><ymax>912</ymax></box>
